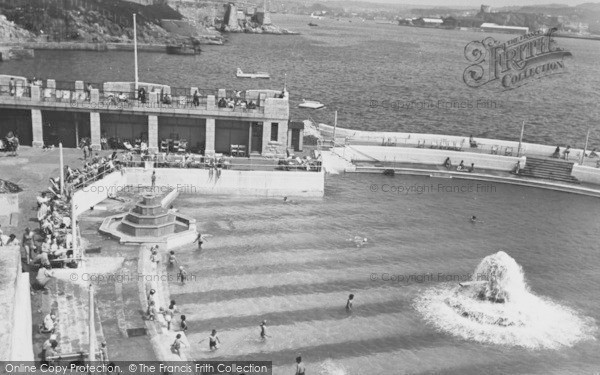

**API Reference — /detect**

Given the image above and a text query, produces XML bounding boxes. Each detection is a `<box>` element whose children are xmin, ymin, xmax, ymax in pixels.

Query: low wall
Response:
<box><xmin>124</xmin><ymin>168</ymin><xmax>325</xmax><ymax>197</ymax></box>
<box><xmin>0</xmin><ymin>246</ymin><xmax>33</xmax><ymax>361</ymax></box>
<box><xmin>11</xmin><ymin>272</ymin><xmax>33</xmax><ymax>361</ymax></box>
<box><xmin>572</xmin><ymin>165</ymin><xmax>600</xmax><ymax>185</ymax></box>
<box><xmin>72</xmin><ymin>171</ymin><xmax>127</xmax><ymax>216</ymax></box>
<box><xmin>337</xmin><ymin>146</ymin><xmax>522</xmax><ymax>172</ymax></box>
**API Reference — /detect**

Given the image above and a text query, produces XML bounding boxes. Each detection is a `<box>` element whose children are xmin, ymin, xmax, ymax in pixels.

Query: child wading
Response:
<box><xmin>180</xmin><ymin>315</ymin><xmax>188</xmax><ymax>332</ymax></box>
<box><xmin>199</xmin><ymin>329</ymin><xmax>221</xmax><ymax>350</ymax></box>
<box><xmin>171</xmin><ymin>334</ymin><xmax>186</xmax><ymax>357</ymax></box>
<box><xmin>178</xmin><ymin>266</ymin><xmax>188</xmax><ymax>285</ymax></box>
<box><xmin>260</xmin><ymin>320</ymin><xmax>270</xmax><ymax>340</ymax></box>
<box><xmin>168</xmin><ymin>251</ymin><xmax>178</xmax><ymax>267</ymax></box>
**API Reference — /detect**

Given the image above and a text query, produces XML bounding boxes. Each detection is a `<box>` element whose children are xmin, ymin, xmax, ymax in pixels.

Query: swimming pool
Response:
<box><xmin>168</xmin><ymin>173</ymin><xmax>600</xmax><ymax>374</ymax></box>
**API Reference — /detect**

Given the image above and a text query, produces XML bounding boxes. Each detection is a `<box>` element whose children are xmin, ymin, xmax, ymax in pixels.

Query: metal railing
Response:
<box><xmin>0</xmin><ymin>86</ymin><xmax>267</xmax><ymax>114</ymax></box>
<box><xmin>66</xmin><ymin>164</ymin><xmax>119</xmax><ymax>192</ymax></box>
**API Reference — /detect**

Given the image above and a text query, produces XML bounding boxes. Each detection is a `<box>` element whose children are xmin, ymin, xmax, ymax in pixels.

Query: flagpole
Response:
<box><xmin>59</xmin><ymin>142</ymin><xmax>64</xmax><ymax>196</ymax></box>
<box><xmin>333</xmin><ymin>110</ymin><xmax>338</xmax><ymax>146</ymax></box>
<box><xmin>517</xmin><ymin>121</ymin><xmax>525</xmax><ymax>157</ymax></box>
<box><xmin>133</xmin><ymin>13</ymin><xmax>139</xmax><ymax>93</ymax></box>
<box><xmin>581</xmin><ymin>127</ymin><xmax>591</xmax><ymax>165</ymax></box>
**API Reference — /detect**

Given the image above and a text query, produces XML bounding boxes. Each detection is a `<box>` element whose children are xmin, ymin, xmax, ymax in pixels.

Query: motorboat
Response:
<box><xmin>166</xmin><ymin>44</ymin><xmax>200</xmax><ymax>55</ymax></box>
<box><xmin>298</xmin><ymin>99</ymin><xmax>325</xmax><ymax>109</ymax></box>
<box><xmin>236</xmin><ymin>68</ymin><xmax>270</xmax><ymax>79</ymax></box>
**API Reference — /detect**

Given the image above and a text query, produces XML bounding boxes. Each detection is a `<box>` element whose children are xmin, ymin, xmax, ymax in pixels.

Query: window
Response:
<box><xmin>271</xmin><ymin>123</ymin><xmax>279</xmax><ymax>142</ymax></box>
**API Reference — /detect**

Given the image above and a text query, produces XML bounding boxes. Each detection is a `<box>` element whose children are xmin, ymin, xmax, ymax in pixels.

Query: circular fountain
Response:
<box><xmin>415</xmin><ymin>251</ymin><xmax>597</xmax><ymax>349</ymax></box>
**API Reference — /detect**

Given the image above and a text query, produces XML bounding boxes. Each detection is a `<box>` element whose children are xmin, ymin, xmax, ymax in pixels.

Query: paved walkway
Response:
<box><xmin>2</xmin><ymin>146</ymin><xmax>156</xmax><ymax>362</ymax></box>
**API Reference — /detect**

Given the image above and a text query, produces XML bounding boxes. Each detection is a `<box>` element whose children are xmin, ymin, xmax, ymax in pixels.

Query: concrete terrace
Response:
<box><xmin>0</xmin><ymin>75</ymin><xmax>299</xmax><ymax>157</ymax></box>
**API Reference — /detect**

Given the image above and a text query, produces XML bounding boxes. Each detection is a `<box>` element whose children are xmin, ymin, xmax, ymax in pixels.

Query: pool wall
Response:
<box><xmin>72</xmin><ymin>168</ymin><xmax>325</xmax><ymax>215</ymax></box>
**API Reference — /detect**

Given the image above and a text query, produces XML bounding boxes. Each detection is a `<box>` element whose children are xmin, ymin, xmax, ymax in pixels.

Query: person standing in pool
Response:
<box><xmin>346</xmin><ymin>294</ymin><xmax>354</xmax><ymax>311</ymax></box>
<box><xmin>194</xmin><ymin>233</ymin><xmax>207</xmax><ymax>250</ymax></box>
<box><xmin>178</xmin><ymin>266</ymin><xmax>188</xmax><ymax>285</ymax></box>
<box><xmin>171</xmin><ymin>333</ymin><xmax>186</xmax><ymax>357</ymax></box>
<box><xmin>259</xmin><ymin>320</ymin><xmax>270</xmax><ymax>340</ymax></box>
<box><xmin>180</xmin><ymin>315</ymin><xmax>188</xmax><ymax>332</ymax></box>
<box><xmin>295</xmin><ymin>356</ymin><xmax>306</xmax><ymax>375</ymax></box>
<box><xmin>199</xmin><ymin>329</ymin><xmax>221</xmax><ymax>350</ymax></box>
<box><xmin>168</xmin><ymin>251</ymin><xmax>178</xmax><ymax>267</ymax></box>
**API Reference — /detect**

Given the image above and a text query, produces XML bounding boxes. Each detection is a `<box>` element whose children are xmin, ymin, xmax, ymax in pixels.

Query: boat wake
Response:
<box><xmin>414</xmin><ymin>251</ymin><xmax>597</xmax><ymax>349</ymax></box>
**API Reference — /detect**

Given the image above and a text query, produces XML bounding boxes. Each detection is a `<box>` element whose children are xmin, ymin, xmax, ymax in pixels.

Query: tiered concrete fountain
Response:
<box><xmin>99</xmin><ymin>193</ymin><xmax>197</xmax><ymax>249</ymax></box>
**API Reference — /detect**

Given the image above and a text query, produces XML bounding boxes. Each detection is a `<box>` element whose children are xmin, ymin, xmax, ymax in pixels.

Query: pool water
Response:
<box><xmin>167</xmin><ymin>173</ymin><xmax>600</xmax><ymax>374</ymax></box>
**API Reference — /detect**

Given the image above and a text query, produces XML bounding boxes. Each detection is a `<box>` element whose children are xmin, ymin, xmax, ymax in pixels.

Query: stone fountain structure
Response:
<box><xmin>99</xmin><ymin>192</ymin><xmax>197</xmax><ymax>249</ymax></box>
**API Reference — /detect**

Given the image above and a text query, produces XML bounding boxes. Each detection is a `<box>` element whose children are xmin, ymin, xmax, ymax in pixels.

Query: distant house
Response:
<box><xmin>413</xmin><ymin>17</ymin><xmax>444</xmax><ymax>27</ymax></box>
<box><xmin>481</xmin><ymin>23</ymin><xmax>529</xmax><ymax>34</ymax></box>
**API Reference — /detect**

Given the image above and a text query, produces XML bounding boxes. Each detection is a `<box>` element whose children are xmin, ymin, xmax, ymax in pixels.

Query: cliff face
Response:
<box><xmin>0</xmin><ymin>15</ymin><xmax>35</xmax><ymax>41</ymax></box>
<box><xmin>0</xmin><ymin>1</ymin><xmax>221</xmax><ymax>45</ymax></box>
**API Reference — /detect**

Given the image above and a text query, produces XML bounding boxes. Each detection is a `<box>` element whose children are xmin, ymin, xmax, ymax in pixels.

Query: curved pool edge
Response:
<box><xmin>351</xmin><ymin>165</ymin><xmax>600</xmax><ymax>198</ymax></box>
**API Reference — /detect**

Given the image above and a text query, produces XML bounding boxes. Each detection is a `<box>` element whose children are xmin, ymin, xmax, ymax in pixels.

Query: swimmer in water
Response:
<box><xmin>348</xmin><ymin>236</ymin><xmax>368</xmax><ymax>247</ymax></box>
<box><xmin>470</xmin><ymin>216</ymin><xmax>484</xmax><ymax>223</ymax></box>
<box><xmin>283</xmin><ymin>196</ymin><xmax>298</xmax><ymax>204</ymax></box>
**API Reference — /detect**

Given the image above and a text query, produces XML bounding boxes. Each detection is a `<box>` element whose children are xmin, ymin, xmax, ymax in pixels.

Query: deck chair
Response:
<box><xmin>173</xmin><ymin>140</ymin><xmax>181</xmax><ymax>153</ymax></box>
<box><xmin>123</xmin><ymin>141</ymin><xmax>134</xmax><ymax>151</ymax></box>
<box><xmin>430</xmin><ymin>140</ymin><xmax>439</xmax><ymax>149</ymax></box>
<box><xmin>160</xmin><ymin>140</ymin><xmax>168</xmax><ymax>153</ymax></box>
<box><xmin>230</xmin><ymin>144</ymin><xmax>238</xmax><ymax>157</ymax></box>
<box><xmin>238</xmin><ymin>145</ymin><xmax>247</xmax><ymax>157</ymax></box>
<box><xmin>178</xmin><ymin>140</ymin><xmax>187</xmax><ymax>153</ymax></box>
<box><xmin>417</xmin><ymin>140</ymin><xmax>425</xmax><ymax>148</ymax></box>
<box><xmin>504</xmin><ymin>147</ymin><xmax>513</xmax><ymax>156</ymax></box>
<box><xmin>490</xmin><ymin>145</ymin><xmax>499</xmax><ymax>155</ymax></box>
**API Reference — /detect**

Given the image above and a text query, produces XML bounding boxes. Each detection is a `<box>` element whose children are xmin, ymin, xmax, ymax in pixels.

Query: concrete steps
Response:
<box><xmin>42</xmin><ymin>279</ymin><xmax>105</xmax><ymax>356</ymax></box>
<box><xmin>520</xmin><ymin>156</ymin><xmax>579</xmax><ymax>184</ymax></box>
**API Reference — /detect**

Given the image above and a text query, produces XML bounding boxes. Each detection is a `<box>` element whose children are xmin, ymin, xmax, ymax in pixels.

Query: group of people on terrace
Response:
<box><xmin>443</xmin><ymin>157</ymin><xmax>475</xmax><ymax>173</ymax></box>
<box><xmin>217</xmin><ymin>96</ymin><xmax>258</xmax><ymax>110</ymax></box>
<box><xmin>68</xmin><ymin>141</ymin><xmax>120</xmax><ymax>191</ymax></box>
